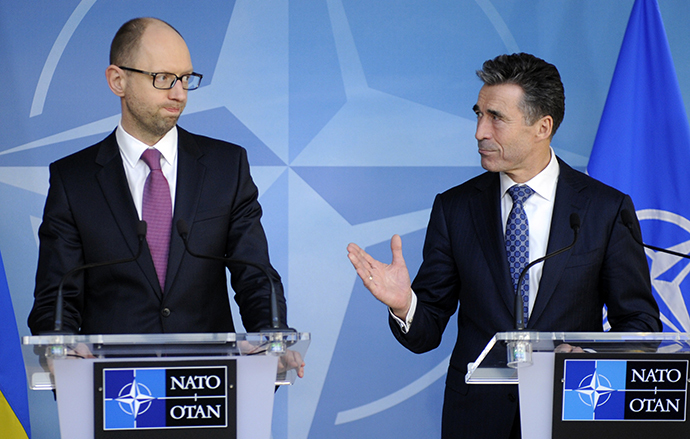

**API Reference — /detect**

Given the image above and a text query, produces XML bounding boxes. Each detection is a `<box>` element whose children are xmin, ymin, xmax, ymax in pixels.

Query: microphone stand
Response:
<box><xmin>176</xmin><ymin>219</ymin><xmax>294</xmax><ymax>336</ymax></box>
<box><xmin>621</xmin><ymin>209</ymin><xmax>690</xmax><ymax>259</ymax></box>
<box><xmin>513</xmin><ymin>213</ymin><xmax>581</xmax><ymax>330</ymax></box>
<box><xmin>507</xmin><ymin>213</ymin><xmax>580</xmax><ymax>368</ymax></box>
<box><xmin>46</xmin><ymin>221</ymin><xmax>147</xmax><ymax>334</ymax></box>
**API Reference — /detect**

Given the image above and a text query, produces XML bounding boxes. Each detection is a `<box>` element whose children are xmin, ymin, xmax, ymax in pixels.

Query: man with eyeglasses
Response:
<box><xmin>28</xmin><ymin>17</ymin><xmax>296</xmax><ymax>356</ymax></box>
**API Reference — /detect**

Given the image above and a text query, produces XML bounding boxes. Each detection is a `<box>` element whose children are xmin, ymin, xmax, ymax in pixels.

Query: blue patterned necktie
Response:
<box><xmin>505</xmin><ymin>185</ymin><xmax>534</xmax><ymax>325</ymax></box>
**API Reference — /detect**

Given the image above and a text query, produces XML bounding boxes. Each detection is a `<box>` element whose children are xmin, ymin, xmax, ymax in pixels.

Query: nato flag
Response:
<box><xmin>587</xmin><ymin>0</ymin><xmax>690</xmax><ymax>333</ymax></box>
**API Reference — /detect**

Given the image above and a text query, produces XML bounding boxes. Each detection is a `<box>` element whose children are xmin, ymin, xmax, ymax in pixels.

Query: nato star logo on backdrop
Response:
<box><xmin>1</xmin><ymin>1</ymin><xmax>599</xmax><ymax>439</ymax></box>
<box><xmin>2</xmin><ymin>2</ymin><xmax>482</xmax><ymax>437</ymax></box>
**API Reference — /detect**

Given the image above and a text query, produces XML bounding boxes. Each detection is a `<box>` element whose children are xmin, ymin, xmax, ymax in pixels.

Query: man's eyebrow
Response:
<box><xmin>472</xmin><ymin>105</ymin><xmax>504</xmax><ymax>119</ymax></box>
<box><xmin>486</xmin><ymin>108</ymin><xmax>503</xmax><ymax>118</ymax></box>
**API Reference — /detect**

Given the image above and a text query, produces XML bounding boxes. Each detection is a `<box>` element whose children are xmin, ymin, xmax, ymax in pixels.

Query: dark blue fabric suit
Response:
<box><xmin>390</xmin><ymin>158</ymin><xmax>661</xmax><ymax>438</ymax></box>
<box><xmin>29</xmin><ymin>127</ymin><xmax>285</xmax><ymax>335</ymax></box>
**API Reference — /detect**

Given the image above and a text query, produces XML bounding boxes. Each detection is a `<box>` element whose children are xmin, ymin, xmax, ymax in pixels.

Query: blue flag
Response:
<box><xmin>588</xmin><ymin>0</ymin><xmax>690</xmax><ymax>332</ymax></box>
<box><xmin>0</xmin><ymin>250</ymin><xmax>31</xmax><ymax>438</ymax></box>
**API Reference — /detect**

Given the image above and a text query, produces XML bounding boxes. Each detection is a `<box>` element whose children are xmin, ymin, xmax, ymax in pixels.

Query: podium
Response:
<box><xmin>466</xmin><ymin>332</ymin><xmax>690</xmax><ymax>438</ymax></box>
<box><xmin>22</xmin><ymin>331</ymin><xmax>310</xmax><ymax>439</ymax></box>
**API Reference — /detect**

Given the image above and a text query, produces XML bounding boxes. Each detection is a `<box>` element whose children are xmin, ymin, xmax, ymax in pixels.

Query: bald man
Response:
<box><xmin>29</xmin><ymin>18</ymin><xmax>289</xmax><ymax>338</ymax></box>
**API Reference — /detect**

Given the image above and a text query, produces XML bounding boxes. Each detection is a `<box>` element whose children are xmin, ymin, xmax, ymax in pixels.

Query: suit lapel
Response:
<box><xmin>529</xmin><ymin>159</ymin><xmax>589</xmax><ymax>325</ymax></box>
<box><xmin>164</xmin><ymin>128</ymin><xmax>206</xmax><ymax>294</ymax></box>
<box><xmin>94</xmin><ymin>131</ymin><xmax>162</xmax><ymax>297</ymax></box>
<box><xmin>470</xmin><ymin>174</ymin><xmax>516</xmax><ymax>313</ymax></box>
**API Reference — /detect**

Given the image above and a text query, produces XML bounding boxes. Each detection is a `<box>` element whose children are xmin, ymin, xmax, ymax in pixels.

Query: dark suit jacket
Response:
<box><xmin>390</xmin><ymin>158</ymin><xmax>661</xmax><ymax>438</ymax></box>
<box><xmin>28</xmin><ymin>127</ymin><xmax>286</xmax><ymax>335</ymax></box>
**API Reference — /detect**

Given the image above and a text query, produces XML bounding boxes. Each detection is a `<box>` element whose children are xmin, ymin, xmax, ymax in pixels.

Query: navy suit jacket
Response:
<box><xmin>29</xmin><ymin>127</ymin><xmax>286</xmax><ymax>335</ymax></box>
<box><xmin>390</xmin><ymin>158</ymin><xmax>660</xmax><ymax>437</ymax></box>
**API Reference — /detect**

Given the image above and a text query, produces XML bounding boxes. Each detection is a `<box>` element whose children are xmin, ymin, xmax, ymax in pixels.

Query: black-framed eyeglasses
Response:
<box><xmin>119</xmin><ymin>66</ymin><xmax>203</xmax><ymax>90</ymax></box>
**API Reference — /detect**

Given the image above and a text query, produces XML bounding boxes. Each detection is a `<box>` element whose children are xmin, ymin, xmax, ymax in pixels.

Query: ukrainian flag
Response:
<box><xmin>0</xmin><ymin>250</ymin><xmax>31</xmax><ymax>438</ymax></box>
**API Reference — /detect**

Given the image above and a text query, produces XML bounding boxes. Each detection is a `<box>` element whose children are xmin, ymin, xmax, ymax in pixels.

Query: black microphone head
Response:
<box><xmin>176</xmin><ymin>219</ymin><xmax>189</xmax><ymax>238</ymax></box>
<box><xmin>621</xmin><ymin>209</ymin><xmax>634</xmax><ymax>229</ymax></box>
<box><xmin>569</xmin><ymin>213</ymin><xmax>581</xmax><ymax>231</ymax></box>
<box><xmin>137</xmin><ymin>220</ymin><xmax>147</xmax><ymax>239</ymax></box>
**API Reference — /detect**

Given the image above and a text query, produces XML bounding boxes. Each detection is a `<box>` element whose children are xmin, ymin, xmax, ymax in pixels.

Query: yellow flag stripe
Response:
<box><xmin>0</xmin><ymin>390</ymin><xmax>29</xmax><ymax>439</ymax></box>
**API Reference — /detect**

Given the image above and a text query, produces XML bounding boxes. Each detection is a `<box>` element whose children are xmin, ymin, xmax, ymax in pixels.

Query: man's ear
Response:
<box><xmin>105</xmin><ymin>65</ymin><xmax>126</xmax><ymax>97</ymax></box>
<box><xmin>535</xmin><ymin>115</ymin><xmax>554</xmax><ymax>141</ymax></box>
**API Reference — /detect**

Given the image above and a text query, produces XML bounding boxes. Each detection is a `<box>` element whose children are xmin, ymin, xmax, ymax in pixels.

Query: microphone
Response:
<box><xmin>176</xmin><ymin>219</ymin><xmax>292</xmax><ymax>332</ymax></box>
<box><xmin>48</xmin><ymin>220</ymin><xmax>147</xmax><ymax>334</ymax></box>
<box><xmin>621</xmin><ymin>209</ymin><xmax>690</xmax><ymax>259</ymax></box>
<box><xmin>514</xmin><ymin>213</ymin><xmax>580</xmax><ymax>330</ymax></box>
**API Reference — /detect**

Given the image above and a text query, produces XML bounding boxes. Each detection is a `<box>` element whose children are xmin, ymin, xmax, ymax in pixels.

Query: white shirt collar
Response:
<box><xmin>116</xmin><ymin>122</ymin><xmax>178</xmax><ymax>167</ymax></box>
<box><xmin>500</xmin><ymin>148</ymin><xmax>560</xmax><ymax>201</ymax></box>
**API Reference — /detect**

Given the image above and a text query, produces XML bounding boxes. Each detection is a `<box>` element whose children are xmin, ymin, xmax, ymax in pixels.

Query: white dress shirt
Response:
<box><xmin>393</xmin><ymin>149</ymin><xmax>560</xmax><ymax>332</ymax></box>
<box><xmin>500</xmin><ymin>149</ymin><xmax>559</xmax><ymax>316</ymax></box>
<box><xmin>116</xmin><ymin>122</ymin><xmax>178</xmax><ymax>218</ymax></box>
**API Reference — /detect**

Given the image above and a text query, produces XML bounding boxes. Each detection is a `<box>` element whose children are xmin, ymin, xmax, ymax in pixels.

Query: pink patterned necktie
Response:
<box><xmin>141</xmin><ymin>148</ymin><xmax>172</xmax><ymax>292</ymax></box>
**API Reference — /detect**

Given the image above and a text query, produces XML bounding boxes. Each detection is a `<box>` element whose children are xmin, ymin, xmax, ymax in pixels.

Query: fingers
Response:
<box><xmin>348</xmin><ymin>235</ymin><xmax>402</xmax><ymax>272</ymax></box>
<box><xmin>554</xmin><ymin>343</ymin><xmax>585</xmax><ymax>353</ymax></box>
<box><xmin>73</xmin><ymin>342</ymin><xmax>96</xmax><ymax>358</ymax></box>
<box><xmin>554</xmin><ymin>343</ymin><xmax>572</xmax><ymax>353</ymax></box>
<box><xmin>347</xmin><ymin>242</ymin><xmax>379</xmax><ymax>285</ymax></box>
<box><xmin>348</xmin><ymin>237</ymin><xmax>408</xmax><ymax>301</ymax></box>
<box><xmin>390</xmin><ymin>234</ymin><xmax>405</xmax><ymax>267</ymax></box>
<box><xmin>348</xmin><ymin>242</ymin><xmax>378</xmax><ymax>269</ymax></box>
<box><xmin>347</xmin><ymin>239</ymin><xmax>411</xmax><ymax>317</ymax></box>
<box><xmin>346</xmin><ymin>243</ymin><xmax>368</xmax><ymax>271</ymax></box>
<box><xmin>278</xmin><ymin>351</ymin><xmax>306</xmax><ymax>378</ymax></box>
<box><xmin>390</xmin><ymin>234</ymin><xmax>402</xmax><ymax>251</ymax></box>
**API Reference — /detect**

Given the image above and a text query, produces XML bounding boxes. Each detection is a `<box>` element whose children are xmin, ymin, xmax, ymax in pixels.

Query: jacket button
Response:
<box><xmin>161</xmin><ymin>308</ymin><xmax>171</xmax><ymax>317</ymax></box>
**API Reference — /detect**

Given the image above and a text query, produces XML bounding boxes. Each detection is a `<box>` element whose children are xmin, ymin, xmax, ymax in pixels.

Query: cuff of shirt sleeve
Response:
<box><xmin>389</xmin><ymin>290</ymin><xmax>417</xmax><ymax>334</ymax></box>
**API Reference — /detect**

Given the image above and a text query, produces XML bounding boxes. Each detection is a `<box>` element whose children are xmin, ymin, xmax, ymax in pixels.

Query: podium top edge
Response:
<box><xmin>494</xmin><ymin>331</ymin><xmax>681</xmax><ymax>342</ymax></box>
<box><xmin>22</xmin><ymin>331</ymin><xmax>311</xmax><ymax>346</ymax></box>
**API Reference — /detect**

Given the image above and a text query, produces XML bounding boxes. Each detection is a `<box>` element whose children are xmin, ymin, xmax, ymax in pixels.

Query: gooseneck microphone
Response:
<box><xmin>621</xmin><ymin>209</ymin><xmax>690</xmax><ymax>259</ymax></box>
<box><xmin>176</xmin><ymin>219</ymin><xmax>292</xmax><ymax>332</ymax></box>
<box><xmin>49</xmin><ymin>220</ymin><xmax>147</xmax><ymax>334</ymax></box>
<box><xmin>514</xmin><ymin>213</ymin><xmax>581</xmax><ymax>330</ymax></box>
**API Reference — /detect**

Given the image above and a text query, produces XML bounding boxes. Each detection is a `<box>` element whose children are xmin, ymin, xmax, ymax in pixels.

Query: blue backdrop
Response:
<box><xmin>3</xmin><ymin>1</ymin><xmax>690</xmax><ymax>438</ymax></box>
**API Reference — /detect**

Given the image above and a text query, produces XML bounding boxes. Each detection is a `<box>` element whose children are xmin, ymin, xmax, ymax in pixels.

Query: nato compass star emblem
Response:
<box><xmin>115</xmin><ymin>377</ymin><xmax>156</xmax><ymax>419</ymax></box>
<box><xmin>575</xmin><ymin>368</ymin><xmax>615</xmax><ymax>410</ymax></box>
<box><xmin>637</xmin><ymin>209</ymin><xmax>690</xmax><ymax>334</ymax></box>
<box><xmin>562</xmin><ymin>360</ymin><xmax>629</xmax><ymax>421</ymax></box>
